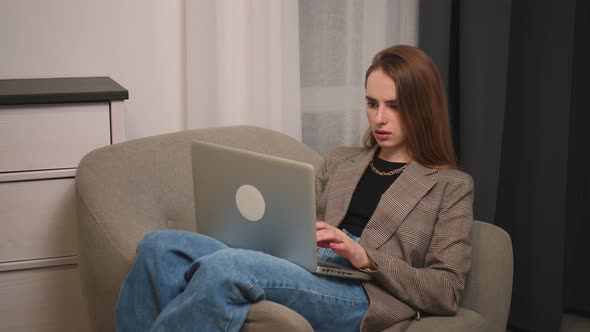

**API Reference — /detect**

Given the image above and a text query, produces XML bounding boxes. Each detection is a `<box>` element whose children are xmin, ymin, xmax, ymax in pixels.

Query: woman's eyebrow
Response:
<box><xmin>365</xmin><ymin>96</ymin><xmax>397</xmax><ymax>103</ymax></box>
<box><xmin>365</xmin><ymin>96</ymin><xmax>398</xmax><ymax>106</ymax></box>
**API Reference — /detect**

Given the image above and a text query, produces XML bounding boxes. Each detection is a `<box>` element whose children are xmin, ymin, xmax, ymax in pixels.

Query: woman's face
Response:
<box><xmin>365</xmin><ymin>69</ymin><xmax>410</xmax><ymax>162</ymax></box>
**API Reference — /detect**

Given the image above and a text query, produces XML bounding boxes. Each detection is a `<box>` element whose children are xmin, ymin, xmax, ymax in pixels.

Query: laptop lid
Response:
<box><xmin>191</xmin><ymin>140</ymin><xmax>318</xmax><ymax>272</ymax></box>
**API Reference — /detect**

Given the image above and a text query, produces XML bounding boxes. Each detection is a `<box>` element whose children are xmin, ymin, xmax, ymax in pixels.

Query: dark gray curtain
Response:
<box><xmin>420</xmin><ymin>0</ymin><xmax>510</xmax><ymax>224</ymax></box>
<box><xmin>563</xmin><ymin>0</ymin><xmax>590</xmax><ymax>318</ymax></box>
<box><xmin>419</xmin><ymin>0</ymin><xmax>590</xmax><ymax>331</ymax></box>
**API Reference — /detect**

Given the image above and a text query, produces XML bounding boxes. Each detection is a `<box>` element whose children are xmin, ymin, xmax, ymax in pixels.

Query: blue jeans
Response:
<box><xmin>116</xmin><ymin>230</ymin><xmax>368</xmax><ymax>332</ymax></box>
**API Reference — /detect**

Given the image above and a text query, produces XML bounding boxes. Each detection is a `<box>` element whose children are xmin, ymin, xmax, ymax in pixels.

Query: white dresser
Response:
<box><xmin>0</xmin><ymin>77</ymin><xmax>127</xmax><ymax>332</ymax></box>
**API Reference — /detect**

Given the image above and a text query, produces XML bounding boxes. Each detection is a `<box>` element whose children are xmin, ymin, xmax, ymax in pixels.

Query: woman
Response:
<box><xmin>116</xmin><ymin>45</ymin><xmax>473</xmax><ymax>332</ymax></box>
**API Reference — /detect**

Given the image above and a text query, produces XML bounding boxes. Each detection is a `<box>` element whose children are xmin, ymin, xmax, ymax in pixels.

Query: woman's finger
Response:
<box><xmin>315</xmin><ymin>221</ymin><xmax>332</xmax><ymax>230</ymax></box>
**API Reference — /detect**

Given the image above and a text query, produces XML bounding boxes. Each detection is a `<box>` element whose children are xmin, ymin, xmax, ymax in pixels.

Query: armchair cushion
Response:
<box><xmin>405</xmin><ymin>308</ymin><xmax>488</xmax><ymax>332</ymax></box>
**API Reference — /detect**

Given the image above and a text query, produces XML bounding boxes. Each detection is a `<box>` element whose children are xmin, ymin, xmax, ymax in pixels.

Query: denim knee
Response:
<box><xmin>188</xmin><ymin>248</ymin><xmax>265</xmax><ymax>301</ymax></box>
<box><xmin>206</xmin><ymin>248</ymin><xmax>262</xmax><ymax>267</ymax></box>
<box><xmin>136</xmin><ymin>230</ymin><xmax>182</xmax><ymax>257</ymax></box>
<box><xmin>198</xmin><ymin>248</ymin><xmax>244</xmax><ymax>270</ymax></box>
<box><xmin>191</xmin><ymin>248</ymin><xmax>261</xmax><ymax>281</ymax></box>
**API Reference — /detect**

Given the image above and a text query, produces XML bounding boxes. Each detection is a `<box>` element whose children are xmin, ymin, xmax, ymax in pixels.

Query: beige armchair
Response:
<box><xmin>76</xmin><ymin>125</ymin><xmax>513</xmax><ymax>332</ymax></box>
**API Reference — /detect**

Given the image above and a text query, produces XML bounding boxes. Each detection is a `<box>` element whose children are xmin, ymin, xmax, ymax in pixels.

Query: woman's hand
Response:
<box><xmin>316</xmin><ymin>221</ymin><xmax>375</xmax><ymax>270</ymax></box>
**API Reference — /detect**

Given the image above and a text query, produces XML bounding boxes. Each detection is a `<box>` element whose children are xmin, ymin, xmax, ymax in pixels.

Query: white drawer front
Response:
<box><xmin>0</xmin><ymin>265</ymin><xmax>90</xmax><ymax>332</ymax></box>
<box><xmin>0</xmin><ymin>178</ymin><xmax>77</xmax><ymax>263</ymax></box>
<box><xmin>0</xmin><ymin>102</ymin><xmax>111</xmax><ymax>172</ymax></box>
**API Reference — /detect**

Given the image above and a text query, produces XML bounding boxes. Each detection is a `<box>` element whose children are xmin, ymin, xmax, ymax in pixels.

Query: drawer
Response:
<box><xmin>0</xmin><ymin>265</ymin><xmax>90</xmax><ymax>332</ymax></box>
<box><xmin>0</xmin><ymin>177</ymin><xmax>77</xmax><ymax>263</ymax></box>
<box><xmin>0</xmin><ymin>102</ymin><xmax>111</xmax><ymax>173</ymax></box>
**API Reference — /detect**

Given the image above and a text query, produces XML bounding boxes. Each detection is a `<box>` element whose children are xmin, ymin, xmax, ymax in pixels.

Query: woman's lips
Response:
<box><xmin>374</xmin><ymin>130</ymin><xmax>392</xmax><ymax>140</ymax></box>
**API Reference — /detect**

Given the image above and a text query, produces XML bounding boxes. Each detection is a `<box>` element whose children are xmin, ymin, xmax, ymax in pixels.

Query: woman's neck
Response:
<box><xmin>376</xmin><ymin>147</ymin><xmax>412</xmax><ymax>163</ymax></box>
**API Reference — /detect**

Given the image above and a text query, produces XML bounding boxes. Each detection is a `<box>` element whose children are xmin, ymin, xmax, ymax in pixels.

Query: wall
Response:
<box><xmin>0</xmin><ymin>0</ymin><xmax>186</xmax><ymax>140</ymax></box>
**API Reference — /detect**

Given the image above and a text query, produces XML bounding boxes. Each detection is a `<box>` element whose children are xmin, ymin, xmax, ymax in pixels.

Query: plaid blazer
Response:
<box><xmin>316</xmin><ymin>146</ymin><xmax>474</xmax><ymax>332</ymax></box>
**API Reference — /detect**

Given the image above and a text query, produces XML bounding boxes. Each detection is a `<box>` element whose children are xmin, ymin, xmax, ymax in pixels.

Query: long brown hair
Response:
<box><xmin>363</xmin><ymin>45</ymin><xmax>457</xmax><ymax>169</ymax></box>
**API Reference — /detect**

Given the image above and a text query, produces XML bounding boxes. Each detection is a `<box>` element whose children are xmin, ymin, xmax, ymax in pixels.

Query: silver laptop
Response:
<box><xmin>191</xmin><ymin>140</ymin><xmax>370</xmax><ymax>281</ymax></box>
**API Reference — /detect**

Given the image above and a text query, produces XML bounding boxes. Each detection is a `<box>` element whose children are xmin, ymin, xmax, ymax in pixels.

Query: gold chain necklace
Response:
<box><xmin>369</xmin><ymin>160</ymin><xmax>408</xmax><ymax>176</ymax></box>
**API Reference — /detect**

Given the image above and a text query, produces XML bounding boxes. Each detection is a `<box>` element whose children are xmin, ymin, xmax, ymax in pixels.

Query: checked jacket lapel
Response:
<box><xmin>323</xmin><ymin>147</ymin><xmax>376</xmax><ymax>228</ymax></box>
<box><xmin>359</xmin><ymin>162</ymin><xmax>437</xmax><ymax>250</ymax></box>
<box><xmin>322</xmin><ymin>147</ymin><xmax>438</xmax><ymax>250</ymax></box>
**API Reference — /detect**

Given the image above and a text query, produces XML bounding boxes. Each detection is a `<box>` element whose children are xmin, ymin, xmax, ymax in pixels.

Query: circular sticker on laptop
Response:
<box><xmin>235</xmin><ymin>184</ymin><xmax>266</xmax><ymax>221</ymax></box>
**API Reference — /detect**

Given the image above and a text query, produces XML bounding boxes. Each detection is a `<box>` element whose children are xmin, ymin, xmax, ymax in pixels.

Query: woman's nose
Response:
<box><xmin>375</xmin><ymin>107</ymin><xmax>386</xmax><ymax>124</ymax></box>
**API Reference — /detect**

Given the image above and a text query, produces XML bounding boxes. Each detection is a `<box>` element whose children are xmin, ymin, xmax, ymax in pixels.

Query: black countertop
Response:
<box><xmin>0</xmin><ymin>77</ymin><xmax>129</xmax><ymax>105</ymax></box>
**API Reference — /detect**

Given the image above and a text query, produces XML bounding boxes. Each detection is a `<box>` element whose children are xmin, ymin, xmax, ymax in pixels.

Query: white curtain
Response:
<box><xmin>299</xmin><ymin>0</ymin><xmax>419</xmax><ymax>155</ymax></box>
<box><xmin>186</xmin><ymin>0</ymin><xmax>302</xmax><ymax>140</ymax></box>
<box><xmin>185</xmin><ymin>0</ymin><xmax>419</xmax><ymax>151</ymax></box>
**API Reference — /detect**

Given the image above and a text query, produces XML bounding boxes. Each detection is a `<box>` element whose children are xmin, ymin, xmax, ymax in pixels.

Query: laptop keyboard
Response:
<box><xmin>317</xmin><ymin>259</ymin><xmax>345</xmax><ymax>269</ymax></box>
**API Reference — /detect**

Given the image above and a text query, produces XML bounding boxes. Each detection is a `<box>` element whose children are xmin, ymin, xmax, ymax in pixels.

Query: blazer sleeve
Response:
<box><xmin>363</xmin><ymin>174</ymin><xmax>474</xmax><ymax>315</ymax></box>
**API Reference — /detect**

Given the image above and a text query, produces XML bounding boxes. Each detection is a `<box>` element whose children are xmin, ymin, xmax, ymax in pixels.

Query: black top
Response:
<box><xmin>338</xmin><ymin>157</ymin><xmax>407</xmax><ymax>237</ymax></box>
<box><xmin>0</xmin><ymin>77</ymin><xmax>128</xmax><ymax>105</ymax></box>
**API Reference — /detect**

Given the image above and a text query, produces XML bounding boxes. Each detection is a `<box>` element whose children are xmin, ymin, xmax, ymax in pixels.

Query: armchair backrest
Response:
<box><xmin>462</xmin><ymin>220</ymin><xmax>513</xmax><ymax>332</ymax></box>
